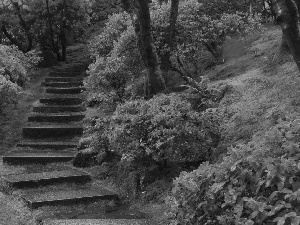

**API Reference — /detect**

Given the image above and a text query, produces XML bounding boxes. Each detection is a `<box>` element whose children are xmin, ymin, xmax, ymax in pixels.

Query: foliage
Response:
<box><xmin>87</xmin><ymin>20</ymin><xmax>141</xmax><ymax>102</ymax></box>
<box><xmin>0</xmin><ymin>44</ymin><xmax>41</xmax><ymax>112</ymax></box>
<box><xmin>0</xmin><ymin>0</ymin><xmax>92</xmax><ymax>55</ymax></box>
<box><xmin>198</xmin><ymin>0</ymin><xmax>263</xmax><ymax>17</ymax></box>
<box><xmin>86</xmin><ymin>0</ymin><xmax>261</xmax><ymax>102</ymax></box>
<box><xmin>104</xmin><ymin>93</ymin><xmax>220</xmax><ymax>164</ymax></box>
<box><xmin>166</xmin><ymin>115</ymin><xmax>300</xmax><ymax>225</ymax></box>
<box><xmin>88</xmin><ymin>11</ymin><xmax>132</xmax><ymax>58</ymax></box>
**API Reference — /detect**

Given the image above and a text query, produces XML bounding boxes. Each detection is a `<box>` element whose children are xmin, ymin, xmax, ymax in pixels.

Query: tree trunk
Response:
<box><xmin>271</xmin><ymin>0</ymin><xmax>300</xmax><ymax>71</ymax></box>
<box><xmin>134</xmin><ymin>0</ymin><xmax>166</xmax><ymax>98</ymax></box>
<box><xmin>160</xmin><ymin>0</ymin><xmax>179</xmax><ymax>80</ymax></box>
<box><xmin>60</xmin><ymin>0</ymin><xmax>67</xmax><ymax>61</ymax></box>
<box><xmin>46</xmin><ymin>0</ymin><xmax>61</xmax><ymax>61</ymax></box>
<box><xmin>119</xmin><ymin>0</ymin><xmax>166</xmax><ymax>98</ymax></box>
<box><xmin>12</xmin><ymin>2</ymin><xmax>32</xmax><ymax>52</ymax></box>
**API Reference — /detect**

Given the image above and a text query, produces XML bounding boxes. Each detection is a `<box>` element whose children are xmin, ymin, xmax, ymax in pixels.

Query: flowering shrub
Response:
<box><xmin>106</xmin><ymin>93</ymin><xmax>220</xmax><ymax>164</ymax></box>
<box><xmin>0</xmin><ymin>44</ymin><xmax>41</xmax><ymax>112</ymax></box>
<box><xmin>166</xmin><ymin>115</ymin><xmax>300</xmax><ymax>224</ymax></box>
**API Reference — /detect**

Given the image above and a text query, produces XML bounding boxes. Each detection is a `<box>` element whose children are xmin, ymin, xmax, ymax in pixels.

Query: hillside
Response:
<box><xmin>208</xmin><ymin>25</ymin><xmax>299</xmax><ymax>153</ymax></box>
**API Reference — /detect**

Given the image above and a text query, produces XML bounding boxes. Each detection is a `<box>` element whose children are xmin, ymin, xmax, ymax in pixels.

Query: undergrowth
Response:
<box><xmin>166</xmin><ymin>115</ymin><xmax>300</xmax><ymax>225</ymax></box>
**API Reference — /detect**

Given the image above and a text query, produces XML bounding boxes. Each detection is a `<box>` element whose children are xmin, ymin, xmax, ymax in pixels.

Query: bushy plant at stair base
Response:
<box><xmin>105</xmin><ymin>93</ymin><xmax>221</xmax><ymax>165</ymax></box>
<box><xmin>166</xmin><ymin>115</ymin><xmax>300</xmax><ymax>225</ymax></box>
<box><xmin>0</xmin><ymin>45</ymin><xmax>41</xmax><ymax>112</ymax></box>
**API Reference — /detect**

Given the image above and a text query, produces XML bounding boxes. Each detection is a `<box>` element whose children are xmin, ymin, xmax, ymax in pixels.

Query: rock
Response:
<box><xmin>88</xmin><ymin>164</ymin><xmax>111</xmax><ymax>179</ymax></box>
<box><xmin>78</xmin><ymin>135</ymin><xmax>96</xmax><ymax>150</ymax></box>
<box><xmin>96</xmin><ymin>151</ymin><xmax>108</xmax><ymax>164</ymax></box>
<box><xmin>73</xmin><ymin>147</ymin><xmax>98</xmax><ymax>168</ymax></box>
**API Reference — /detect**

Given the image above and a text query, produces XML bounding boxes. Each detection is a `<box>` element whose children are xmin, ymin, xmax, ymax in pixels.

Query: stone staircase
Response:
<box><xmin>1</xmin><ymin>67</ymin><xmax>152</xmax><ymax>225</ymax></box>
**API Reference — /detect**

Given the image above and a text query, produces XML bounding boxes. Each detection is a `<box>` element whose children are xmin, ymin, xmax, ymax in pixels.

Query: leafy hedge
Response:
<box><xmin>166</xmin><ymin>116</ymin><xmax>300</xmax><ymax>225</ymax></box>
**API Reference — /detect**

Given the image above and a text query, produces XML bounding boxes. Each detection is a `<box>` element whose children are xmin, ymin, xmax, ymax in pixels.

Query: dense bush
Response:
<box><xmin>86</xmin><ymin>24</ymin><xmax>141</xmax><ymax>102</ymax></box>
<box><xmin>105</xmin><ymin>93</ymin><xmax>220</xmax><ymax>164</ymax></box>
<box><xmin>0</xmin><ymin>45</ymin><xmax>41</xmax><ymax>112</ymax></box>
<box><xmin>166</xmin><ymin>115</ymin><xmax>300</xmax><ymax>224</ymax></box>
<box><xmin>88</xmin><ymin>12</ymin><xmax>132</xmax><ymax>58</ymax></box>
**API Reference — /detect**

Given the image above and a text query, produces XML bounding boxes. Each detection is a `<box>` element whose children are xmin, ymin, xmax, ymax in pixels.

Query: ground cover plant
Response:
<box><xmin>166</xmin><ymin>115</ymin><xmax>300</xmax><ymax>225</ymax></box>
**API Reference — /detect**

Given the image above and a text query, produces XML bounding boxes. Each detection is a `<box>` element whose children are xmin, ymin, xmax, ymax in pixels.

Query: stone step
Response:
<box><xmin>42</xmin><ymin>81</ymin><xmax>84</xmax><ymax>88</ymax></box>
<box><xmin>49</xmin><ymin>72</ymin><xmax>82</xmax><ymax>77</ymax></box>
<box><xmin>43</xmin><ymin>219</ymin><xmax>151</xmax><ymax>225</ymax></box>
<box><xmin>16</xmin><ymin>141</ymin><xmax>78</xmax><ymax>149</ymax></box>
<box><xmin>22</xmin><ymin>187</ymin><xmax>118</xmax><ymax>208</ymax></box>
<box><xmin>46</xmin><ymin>87</ymin><xmax>85</xmax><ymax>94</ymax></box>
<box><xmin>33</xmin><ymin>106</ymin><xmax>85</xmax><ymax>113</ymax></box>
<box><xmin>45</xmin><ymin>77</ymin><xmax>83</xmax><ymax>83</ymax></box>
<box><xmin>28</xmin><ymin>113</ymin><xmax>85</xmax><ymax>122</ymax></box>
<box><xmin>23</xmin><ymin>125</ymin><xmax>83</xmax><ymax>139</ymax></box>
<box><xmin>39</xmin><ymin>98</ymin><xmax>83</xmax><ymax>105</ymax></box>
<box><xmin>2</xmin><ymin>151</ymin><xmax>77</xmax><ymax>164</ymax></box>
<box><xmin>53</xmin><ymin>69</ymin><xmax>83</xmax><ymax>73</ymax></box>
<box><xmin>2</xmin><ymin>170</ymin><xmax>91</xmax><ymax>188</ymax></box>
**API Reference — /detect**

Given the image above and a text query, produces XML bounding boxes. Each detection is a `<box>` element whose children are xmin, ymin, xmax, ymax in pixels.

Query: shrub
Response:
<box><xmin>0</xmin><ymin>45</ymin><xmax>41</xmax><ymax>112</ymax></box>
<box><xmin>107</xmin><ymin>93</ymin><xmax>220</xmax><ymax>164</ymax></box>
<box><xmin>166</xmin><ymin>115</ymin><xmax>300</xmax><ymax>225</ymax></box>
<box><xmin>86</xmin><ymin>25</ymin><xmax>142</xmax><ymax>102</ymax></box>
<box><xmin>88</xmin><ymin>11</ymin><xmax>132</xmax><ymax>58</ymax></box>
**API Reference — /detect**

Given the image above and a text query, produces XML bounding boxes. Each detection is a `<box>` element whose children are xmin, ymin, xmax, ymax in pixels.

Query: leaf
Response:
<box><xmin>211</xmin><ymin>181</ymin><xmax>226</xmax><ymax>193</ymax></box>
<box><xmin>273</xmin><ymin>217</ymin><xmax>285</xmax><ymax>225</ymax></box>
<box><xmin>291</xmin><ymin>216</ymin><xmax>300</xmax><ymax>225</ymax></box>
<box><xmin>278</xmin><ymin>180</ymin><xmax>285</xmax><ymax>191</ymax></box>
<box><xmin>268</xmin><ymin>191</ymin><xmax>278</xmax><ymax>203</ymax></box>
<box><xmin>281</xmin><ymin>188</ymin><xmax>293</xmax><ymax>194</ymax></box>
<box><xmin>292</xmin><ymin>182</ymin><xmax>300</xmax><ymax>192</ymax></box>
<box><xmin>285</xmin><ymin>212</ymin><xmax>297</xmax><ymax>218</ymax></box>
<box><xmin>250</xmin><ymin>210</ymin><xmax>259</xmax><ymax>219</ymax></box>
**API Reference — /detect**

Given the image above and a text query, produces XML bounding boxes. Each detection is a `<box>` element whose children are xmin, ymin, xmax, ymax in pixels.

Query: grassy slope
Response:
<box><xmin>208</xmin><ymin>25</ymin><xmax>300</xmax><ymax>152</ymax></box>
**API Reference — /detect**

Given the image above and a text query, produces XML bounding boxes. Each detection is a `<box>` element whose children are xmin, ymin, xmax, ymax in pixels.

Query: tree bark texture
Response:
<box><xmin>46</xmin><ymin>0</ymin><xmax>61</xmax><ymax>61</ymax></box>
<box><xmin>121</xmin><ymin>0</ymin><xmax>166</xmax><ymax>98</ymax></box>
<box><xmin>60</xmin><ymin>0</ymin><xmax>67</xmax><ymax>61</ymax></box>
<box><xmin>12</xmin><ymin>2</ymin><xmax>32</xmax><ymax>52</ymax></box>
<box><xmin>161</xmin><ymin>0</ymin><xmax>179</xmax><ymax>77</ymax></box>
<box><xmin>271</xmin><ymin>0</ymin><xmax>300</xmax><ymax>72</ymax></box>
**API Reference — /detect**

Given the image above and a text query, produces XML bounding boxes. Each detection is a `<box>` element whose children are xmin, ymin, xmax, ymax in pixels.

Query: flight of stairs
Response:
<box><xmin>1</xmin><ymin>67</ymin><xmax>152</xmax><ymax>225</ymax></box>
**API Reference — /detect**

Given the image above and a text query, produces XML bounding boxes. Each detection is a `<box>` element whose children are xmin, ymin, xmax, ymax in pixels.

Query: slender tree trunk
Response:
<box><xmin>135</xmin><ymin>0</ymin><xmax>166</xmax><ymax>98</ymax></box>
<box><xmin>60</xmin><ymin>0</ymin><xmax>67</xmax><ymax>61</ymax></box>
<box><xmin>12</xmin><ymin>2</ymin><xmax>32</xmax><ymax>52</ymax></box>
<box><xmin>161</xmin><ymin>0</ymin><xmax>179</xmax><ymax>79</ymax></box>
<box><xmin>271</xmin><ymin>0</ymin><xmax>300</xmax><ymax>71</ymax></box>
<box><xmin>46</xmin><ymin>0</ymin><xmax>61</xmax><ymax>61</ymax></box>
